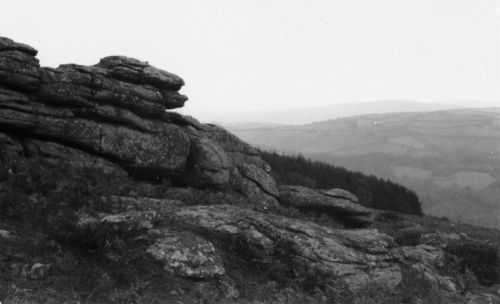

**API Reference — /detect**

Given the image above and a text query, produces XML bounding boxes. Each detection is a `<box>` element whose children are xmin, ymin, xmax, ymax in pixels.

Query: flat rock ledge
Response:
<box><xmin>171</xmin><ymin>204</ymin><xmax>402</xmax><ymax>291</ymax></box>
<box><xmin>279</xmin><ymin>185</ymin><xmax>372</xmax><ymax>226</ymax></box>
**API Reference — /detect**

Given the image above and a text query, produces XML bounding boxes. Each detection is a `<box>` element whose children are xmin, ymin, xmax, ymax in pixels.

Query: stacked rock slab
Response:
<box><xmin>279</xmin><ymin>185</ymin><xmax>373</xmax><ymax>226</ymax></box>
<box><xmin>0</xmin><ymin>36</ymin><xmax>278</xmax><ymax>211</ymax></box>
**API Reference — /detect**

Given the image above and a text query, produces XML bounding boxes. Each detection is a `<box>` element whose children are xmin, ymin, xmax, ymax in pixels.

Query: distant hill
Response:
<box><xmin>227</xmin><ymin>108</ymin><xmax>500</xmax><ymax>228</ymax></box>
<box><xmin>191</xmin><ymin>100</ymin><xmax>463</xmax><ymax>125</ymax></box>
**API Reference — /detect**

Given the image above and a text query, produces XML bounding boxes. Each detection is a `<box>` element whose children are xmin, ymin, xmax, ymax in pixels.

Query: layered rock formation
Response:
<box><xmin>279</xmin><ymin>185</ymin><xmax>372</xmax><ymax>226</ymax></box>
<box><xmin>0</xmin><ymin>36</ymin><xmax>279</xmax><ymax>212</ymax></box>
<box><xmin>1</xmin><ymin>37</ymin><xmax>482</xmax><ymax>299</ymax></box>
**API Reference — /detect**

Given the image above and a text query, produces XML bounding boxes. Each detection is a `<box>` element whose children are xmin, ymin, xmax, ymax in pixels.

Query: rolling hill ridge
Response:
<box><xmin>227</xmin><ymin>108</ymin><xmax>500</xmax><ymax>228</ymax></box>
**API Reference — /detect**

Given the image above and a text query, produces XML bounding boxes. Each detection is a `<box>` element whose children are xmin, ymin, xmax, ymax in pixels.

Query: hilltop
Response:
<box><xmin>0</xmin><ymin>37</ymin><xmax>499</xmax><ymax>303</ymax></box>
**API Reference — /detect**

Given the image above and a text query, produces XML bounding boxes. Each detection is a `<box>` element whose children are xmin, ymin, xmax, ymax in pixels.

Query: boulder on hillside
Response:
<box><xmin>184</xmin><ymin>137</ymin><xmax>231</xmax><ymax>188</ymax></box>
<box><xmin>279</xmin><ymin>185</ymin><xmax>372</xmax><ymax>226</ymax></box>
<box><xmin>238</xmin><ymin>163</ymin><xmax>279</xmax><ymax>197</ymax></box>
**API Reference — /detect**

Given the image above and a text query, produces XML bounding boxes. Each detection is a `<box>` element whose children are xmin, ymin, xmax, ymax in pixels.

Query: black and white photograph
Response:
<box><xmin>0</xmin><ymin>1</ymin><xmax>499</xmax><ymax>303</ymax></box>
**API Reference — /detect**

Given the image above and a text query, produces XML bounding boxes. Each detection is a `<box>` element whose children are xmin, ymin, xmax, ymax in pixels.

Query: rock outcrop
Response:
<box><xmin>401</xmin><ymin>244</ymin><xmax>461</xmax><ymax>293</ymax></box>
<box><xmin>0</xmin><ymin>36</ymin><xmax>278</xmax><ymax>211</ymax></box>
<box><xmin>170</xmin><ymin>204</ymin><xmax>401</xmax><ymax>291</ymax></box>
<box><xmin>278</xmin><ymin>185</ymin><xmax>372</xmax><ymax>226</ymax></box>
<box><xmin>2</xmin><ymin>37</ymin><xmax>495</xmax><ymax>303</ymax></box>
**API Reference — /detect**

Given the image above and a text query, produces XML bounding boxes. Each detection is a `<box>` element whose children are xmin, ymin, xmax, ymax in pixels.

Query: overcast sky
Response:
<box><xmin>2</xmin><ymin>0</ymin><xmax>500</xmax><ymax>117</ymax></box>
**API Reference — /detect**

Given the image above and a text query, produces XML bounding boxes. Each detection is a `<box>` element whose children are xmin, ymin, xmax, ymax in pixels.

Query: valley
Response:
<box><xmin>227</xmin><ymin>108</ymin><xmax>500</xmax><ymax>228</ymax></box>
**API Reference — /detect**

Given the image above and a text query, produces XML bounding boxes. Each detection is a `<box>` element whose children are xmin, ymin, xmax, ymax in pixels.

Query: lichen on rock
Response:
<box><xmin>146</xmin><ymin>230</ymin><xmax>225</xmax><ymax>279</ymax></box>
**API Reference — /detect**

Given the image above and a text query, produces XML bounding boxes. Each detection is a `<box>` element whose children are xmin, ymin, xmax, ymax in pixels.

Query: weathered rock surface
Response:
<box><xmin>408</xmin><ymin>263</ymin><xmax>459</xmax><ymax>293</ymax></box>
<box><xmin>147</xmin><ymin>230</ymin><xmax>225</xmax><ymax>279</ymax></box>
<box><xmin>70</xmin><ymin>198</ymin><xmax>225</xmax><ymax>280</ymax></box>
<box><xmin>320</xmin><ymin>188</ymin><xmax>359</xmax><ymax>203</ymax></box>
<box><xmin>238</xmin><ymin>163</ymin><xmax>279</xmax><ymax>197</ymax></box>
<box><xmin>76</xmin><ymin>209</ymin><xmax>160</xmax><ymax>235</ymax></box>
<box><xmin>96</xmin><ymin>56</ymin><xmax>185</xmax><ymax>91</ymax></box>
<box><xmin>279</xmin><ymin>185</ymin><xmax>372</xmax><ymax>226</ymax></box>
<box><xmin>401</xmin><ymin>245</ymin><xmax>445</xmax><ymax>268</ymax></box>
<box><xmin>231</xmin><ymin>167</ymin><xmax>281</xmax><ymax>212</ymax></box>
<box><xmin>0</xmin><ymin>37</ymin><xmax>40</xmax><ymax>91</ymax></box>
<box><xmin>400</xmin><ymin>244</ymin><xmax>475</xmax><ymax>295</ymax></box>
<box><xmin>464</xmin><ymin>291</ymin><xmax>500</xmax><ymax>304</ymax></box>
<box><xmin>0</xmin><ymin>37</ymin><xmax>277</xmax><ymax>208</ymax></box>
<box><xmin>184</xmin><ymin>137</ymin><xmax>231</xmax><ymax>188</ymax></box>
<box><xmin>170</xmin><ymin>204</ymin><xmax>401</xmax><ymax>291</ymax></box>
<box><xmin>421</xmin><ymin>232</ymin><xmax>463</xmax><ymax>248</ymax></box>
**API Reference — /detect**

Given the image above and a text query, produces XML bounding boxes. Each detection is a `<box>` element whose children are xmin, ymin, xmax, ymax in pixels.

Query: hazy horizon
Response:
<box><xmin>187</xmin><ymin>100</ymin><xmax>500</xmax><ymax>125</ymax></box>
<box><xmin>2</xmin><ymin>0</ymin><xmax>499</xmax><ymax>117</ymax></box>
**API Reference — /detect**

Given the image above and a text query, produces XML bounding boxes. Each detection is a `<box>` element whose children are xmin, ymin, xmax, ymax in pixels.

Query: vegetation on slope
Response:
<box><xmin>1</xmin><ymin>156</ymin><xmax>499</xmax><ymax>303</ymax></box>
<box><xmin>260</xmin><ymin>150</ymin><xmax>423</xmax><ymax>215</ymax></box>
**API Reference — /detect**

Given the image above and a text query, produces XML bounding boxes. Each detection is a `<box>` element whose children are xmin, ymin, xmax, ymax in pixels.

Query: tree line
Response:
<box><xmin>259</xmin><ymin>150</ymin><xmax>423</xmax><ymax>215</ymax></box>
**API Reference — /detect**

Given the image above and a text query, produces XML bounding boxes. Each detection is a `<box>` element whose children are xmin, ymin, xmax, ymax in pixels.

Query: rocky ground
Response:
<box><xmin>0</xmin><ymin>37</ymin><xmax>499</xmax><ymax>304</ymax></box>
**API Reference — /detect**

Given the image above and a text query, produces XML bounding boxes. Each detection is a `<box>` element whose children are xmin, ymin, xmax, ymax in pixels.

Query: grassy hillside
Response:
<box><xmin>2</xmin><ymin>157</ymin><xmax>499</xmax><ymax>303</ymax></box>
<box><xmin>227</xmin><ymin>108</ymin><xmax>500</xmax><ymax>228</ymax></box>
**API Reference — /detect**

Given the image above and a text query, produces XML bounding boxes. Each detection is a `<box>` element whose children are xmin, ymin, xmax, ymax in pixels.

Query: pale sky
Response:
<box><xmin>2</xmin><ymin>0</ymin><xmax>500</xmax><ymax>118</ymax></box>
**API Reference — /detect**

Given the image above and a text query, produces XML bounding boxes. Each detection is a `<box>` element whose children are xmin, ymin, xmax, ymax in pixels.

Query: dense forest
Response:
<box><xmin>259</xmin><ymin>150</ymin><xmax>423</xmax><ymax>215</ymax></box>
